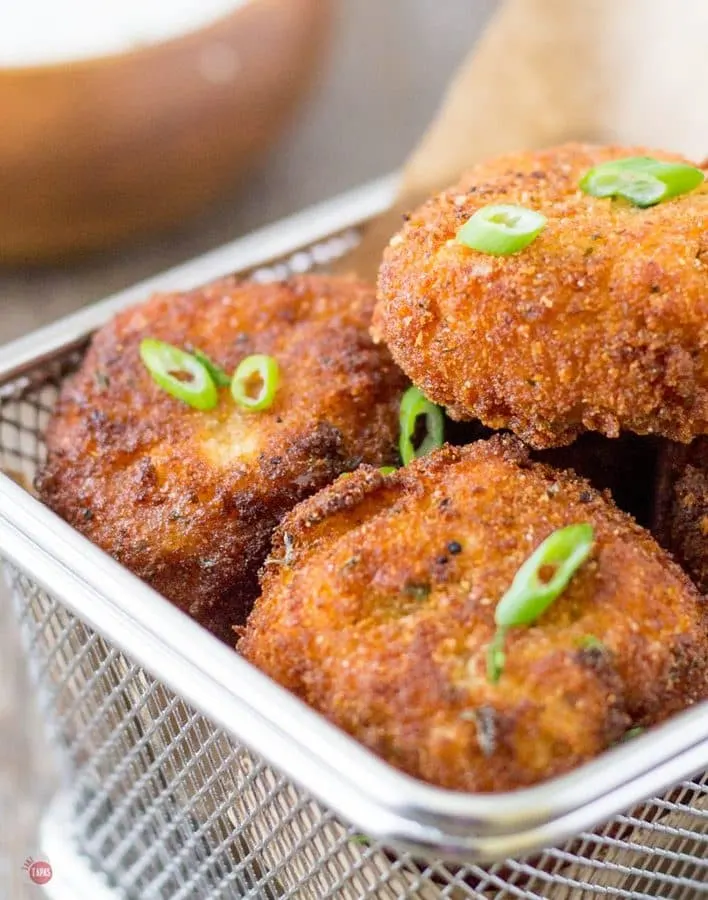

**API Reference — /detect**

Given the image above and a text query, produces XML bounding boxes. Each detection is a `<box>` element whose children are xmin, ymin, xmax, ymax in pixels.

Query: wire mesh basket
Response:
<box><xmin>1</xmin><ymin>179</ymin><xmax>707</xmax><ymax>900</ymax></box>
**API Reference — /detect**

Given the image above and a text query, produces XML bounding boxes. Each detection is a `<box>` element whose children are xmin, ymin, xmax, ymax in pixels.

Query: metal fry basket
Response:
<box><xmin>1</xmin><ymin>179</ymin><xmax>707</xmax><ymax>900</ymax></box>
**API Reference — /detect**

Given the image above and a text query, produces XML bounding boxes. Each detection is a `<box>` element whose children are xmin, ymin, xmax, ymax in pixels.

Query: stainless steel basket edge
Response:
<box><xmin>0</xmin><ymin>177</ymin><xmax>706</xmax><ymax>866</ymax></box>
<box><xmin>2</xmin><ymin>473</ymin><xmax>707</xmax><ymax>866</ymax></box>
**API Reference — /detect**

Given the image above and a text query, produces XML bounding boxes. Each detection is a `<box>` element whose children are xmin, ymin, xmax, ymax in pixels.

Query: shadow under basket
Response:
<box><xmin>0</xmin><ymin>178</ymin><xmax>707</xmax><ymax>899</ymax></box>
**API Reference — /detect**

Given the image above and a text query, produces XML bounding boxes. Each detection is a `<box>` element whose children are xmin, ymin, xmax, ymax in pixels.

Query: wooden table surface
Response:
<box><xmin>0</xmin><ymin>2</ymin><xmax>495</xmax><ymax>896</ymax></box>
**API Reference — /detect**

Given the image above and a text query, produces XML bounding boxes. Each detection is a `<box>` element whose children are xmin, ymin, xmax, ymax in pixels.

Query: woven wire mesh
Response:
<box><xmin>1</xmin><ymin>231</ymin><xmax>707</xmax><ymax>899</ymax></box>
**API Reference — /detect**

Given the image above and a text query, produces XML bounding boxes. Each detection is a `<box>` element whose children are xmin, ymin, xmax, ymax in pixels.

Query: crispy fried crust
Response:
<box><xmin>239</xmin><ymin>436</ymin><xmax>708</xmax><ymax>792</ymax></box>
<box><xmin>653</xmin><ymin>437</ymin><xmax>708</xmax><ymax>593</ymax></box>
<box><xmin>37</xmin><ymin>275</ymin><xmax>407</xmax><ymax>642</ymax></box>
<box><xmin>374</xmin><ymin>143</ymin><xmax>708</xmax><ymax>448</ymax></box>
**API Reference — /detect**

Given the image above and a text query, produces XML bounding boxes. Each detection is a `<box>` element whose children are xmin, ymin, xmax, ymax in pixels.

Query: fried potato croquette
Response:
<box><xmin>374</xmin><ymin>143</ymin><xmax>708</xmax><ymax>449</ymax></box>
<box><xmin>239</xmin><ymin>436</ymin><xmax>708</xmax><ymax>793</ymax></box>
<box><xmin>37</xmin><ymin>275</ymin><xmax>407</xmax><ymax>642</ymax></box>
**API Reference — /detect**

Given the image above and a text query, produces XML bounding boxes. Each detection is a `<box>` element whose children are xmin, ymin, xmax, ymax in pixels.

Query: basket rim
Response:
<box><xmin>1</xmin><ymin>176</ymin><xmax>707</xmax><ymax>863</ymax></box>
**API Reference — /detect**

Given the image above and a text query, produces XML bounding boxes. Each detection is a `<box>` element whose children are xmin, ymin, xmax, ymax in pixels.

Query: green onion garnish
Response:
<box><xmin>398</xmin><ymin>386</ymin><xmax>445</xmax><ymax>466</ymax></box>
<box><xmin>580</xmin><ymin>157</ymin><xmax>704</xmax><ymax>207</ymax></box>
<box><xmin>486</xmin><ymin>629</ymin><xmax>507</xmax><ymax>684</ymax></box>
<box><xmin>231</xmin><ymin>354</ymin><xmax>280</xmax><ymax>412</ymax></box>
<box><xmin>139</xmin><ymin>339</ymin><xmax>218</xmax><ymax>411</ymax></box>
<box><xmin>578</xmin><ymin>634</ymin><xmax>605</xmax><ymax>652</ymax></box>
<box><xmin>487</xmin><ymin>524</ymin><xmax>595</xmax><ymax>683</ymax></box>
<box><xmin>193</xmin><ymin>349</ymin><xmax>232</xmax><ymax>388</ymax></box>
<box><xmin>379</xmin><ymin>466</ymin><xmax>397</xmax><ymax>475</ymax></box>
<box><xmin>457</xmin><ymin>204</ymin><xmax>547</xmax><ymax>256</ymax></box>
<box><xmin>618</xmin><ymin>726</ymin><xmax>644</xmax><ymax>744</ymax></box>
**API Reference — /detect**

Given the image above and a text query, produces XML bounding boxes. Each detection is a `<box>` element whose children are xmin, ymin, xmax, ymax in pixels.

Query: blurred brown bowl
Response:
<box><xmin>0</xmin><ymin>0</ymin><xmax>332</xmax><ymax>264</ymax></box>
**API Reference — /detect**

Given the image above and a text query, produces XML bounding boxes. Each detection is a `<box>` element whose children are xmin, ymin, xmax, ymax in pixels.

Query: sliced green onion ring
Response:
<box><xmin>231</xmin><ymin>354</ymin><xmax>280</xmax><ymax>412</ymax></box>
<box><xmin>487</xmin><ymin>523</ymin><xmax>595</xmax><ymax>683</ymax></box>
<box><xmin>139</xmin><ymin>339</ymin><xmax>218</xmax><ymax>411</ymax></box>
<box><xmin>398</xmin><ymin>386</ymin><xmax>445</xmax><ymax>466</ymax></box>
<box><xmin>496</xmin><ymin>523</ymin><xmax>595</xmax><ymax>627</ymax></box>
<box><xmin>379</xmin><ymin>466</ymin><xmax>397</xmax><ymax>475</ymax></box>
<box><xmin>457</xmin><ymin>204</ymin><xmax>547</xmax><ymax>256</ymax></box>
<box><xmin>193</xmin><ymin>349</ymin><xmax>232</xmax><ymax>388</ymax></box>
<box><xmin>584</xmin><ymin>169</ymin><xmax>666</xmax><ymax>207</ymax></box>
<box><xmin>580</xmin><ymin>157</ymin><xmax>704</xmax><ymax>207</ymax></box>
<box><xmin>641</xmin><ymin>160</ymin><xmax>704</xmax><ymax>201</ymax></box>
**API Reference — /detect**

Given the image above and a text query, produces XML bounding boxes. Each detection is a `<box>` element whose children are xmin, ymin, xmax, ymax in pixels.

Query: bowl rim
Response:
<box><xmin>0</xmin><ymin>0</ymin><xmax>296</xmax><ymax>77</ymax></box>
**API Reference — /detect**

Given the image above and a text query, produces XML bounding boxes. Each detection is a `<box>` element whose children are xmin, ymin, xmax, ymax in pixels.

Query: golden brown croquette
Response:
<box><xmin>374</xmin><ymin>143</ymin><xmax>708</xmax><ymax>448</ymax></box>
<box><xmin>240</xmin><ymin>436</ymin><xmax>708</xmax><ymax>793</ymax></box>
<box><xmin>37</xmin><ymin>275</ymin><xmax>407</xmax><ymax>642</ymax></box>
